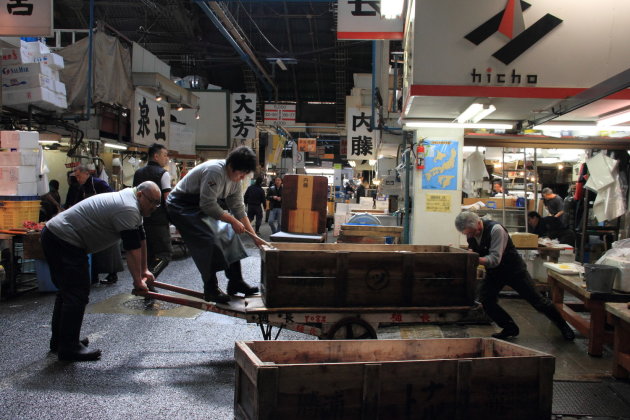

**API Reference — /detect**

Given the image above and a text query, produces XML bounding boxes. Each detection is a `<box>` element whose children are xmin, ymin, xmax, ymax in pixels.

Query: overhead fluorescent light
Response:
<box><xmin>104</xmin><ymin>142</ymin><xmax>128</xmax><ymax>150</ymax></box>
<box><xmin>456</xmin><ymin>102</ymin><xmax>496</xmax><ymax>123</ymax></box>
<box><xmin>348</xmin><ymin>160</ymin><xmax>356</xmax><ymax>167</ymax></box>
<box><xmin>533</xmin><ymin>124</ymin><xmax>630</xmax><ymax>132</ymax></box>
<box><xmin>597</xmin><ymin>108</ymin><xmax>630</xmax><ymax>126</ymax></box>
<box><xmin>381</xmin><ymin>0</ymin><xmax>404</xmax><ymax>19</ymax></box>
<box><xmin>275</xmin><ymin>58</ymin><xmax>288</xmax><ymax>71</ymax></box>
<box><xmin>404</xmin><ymin>121</ymin><xmax>513</xmax><ymax>130</ymax></box>
<box><xmin>305</xmin><ymin>167</ymin><xmax>335</xmax><ymax>175</ymax></box>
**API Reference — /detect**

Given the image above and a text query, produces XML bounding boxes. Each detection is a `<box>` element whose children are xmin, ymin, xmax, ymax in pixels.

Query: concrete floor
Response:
<box><xmin>1</xmin><ymin>224</ymin><xmax>629</xmax><ymax>419</ymax></box>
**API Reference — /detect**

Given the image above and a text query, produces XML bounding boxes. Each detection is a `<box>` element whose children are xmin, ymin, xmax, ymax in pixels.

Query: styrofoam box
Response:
<box><xmin>0</xmin><ymin>166</ymin><xmax>38</xmax><ymax>183</ymax></box>
<box><xmin>0</xmin><ymin>181</ymin><xmax>37</xmax><ymax>196</ymax></box>
<box><xmin>0</xmin><ymin>131</ymin><xmax>39</xmax><ymax>149</ymax></box>
<box><xmin>20</xmin><ymin>40</ymin><xmax>50</xmax><ymax>56</ymax></box>
<box><xmin>2</xmin><ymin>62</ymin><xmax>55</xmax><ymax>79</ymax></box>
<box><xmin>54</xmin><ymin>80</ymin><xmax>66</xmax><ymax>95</ymax></box>
<box><xmin>2</xmin><ymin>72</ymin><xmax>55</xmax><ymax>91</ymax></box>
<box><xmin>0</xmin><ymin>150</ymin><xmax>39</xmax><ymax>166</ymax></box>
<box><xmin>32</xmin><ymin>53</ymin><xmax>64</xmax><ymax>70</ymax></box>
<box><xmin>1</xmin><ymin>47</ymin><xmax>36</xmax><ymax>66</ymax></box>
<box><xmin>2</xmin><ymin>86</ymin><xmax>64</xmax><ymax>111</ymax></box>
<box><xmin>54</xmin><ymin>91</ymin><xmax>68</xmax><ymax>109</ymax></box>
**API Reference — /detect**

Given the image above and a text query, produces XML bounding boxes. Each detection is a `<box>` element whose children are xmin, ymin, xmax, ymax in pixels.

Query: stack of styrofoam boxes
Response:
<box><xmin>1</xmin><ymin>40</ymin><xmax>67</xmax><ymax>111</ymax></box>
<box><xmin>0</xmin><ymin>131</ymin><xmax>40</xmax><ymax>196</ymax></box>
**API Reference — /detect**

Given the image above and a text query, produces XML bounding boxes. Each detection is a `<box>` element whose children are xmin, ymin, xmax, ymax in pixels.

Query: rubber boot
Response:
<box><xmin>49</xmin><ymin>295</ymin><xmax>90</xmax><ymax>352</ymax></box>
<box><xmin>57</xmin><ymin>306</ymin><xmax>102</xmax><ymax>362</ymax></box>
<box><xmin>225</xmin><ymin>261</ymin><xmax>259</xmax><ymax>296</ymax></box>
<box><xmin>203</xmin><ymin>272</ymin><xmax>230</xmax><ymax>304</ymax></box>
<box><xmin>491</xmin><ymin>323</ymin><xmax>520</xmax><ymax>340</ymax></box>
<box><xmin>544</xmin><ymin>305</ymin><xmax>576</xmax><ymax>341</ymax></box>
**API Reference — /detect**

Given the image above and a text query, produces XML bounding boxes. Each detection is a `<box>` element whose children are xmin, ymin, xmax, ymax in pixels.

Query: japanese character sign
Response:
<box><xmin>346</xmin><ymin>107</ymin><xmax>379</xmax><ymax>160</ymax></box>
<box><xmin>0</xmin><ymin>0</ymin><xmax>52</xmax><ymax>36</ymax></box>
<box><xmin>133</xmin><ymin>88</ymin><xmax>171</xmax><ymax>147</ymax></box>
<box><xmin>231</xmin><ymin>93</ymin><xmax>256</xmax><ymax>141</ymax></box>
<box><xmin>337</xmin><ymin>0</ymin><xmax>403</xmax><ymax>40</ymax></box>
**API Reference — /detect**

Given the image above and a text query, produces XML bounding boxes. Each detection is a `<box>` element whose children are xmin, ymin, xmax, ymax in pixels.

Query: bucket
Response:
<box><xmin>583</xmin><ymin>264</ymin><xmax>618</xmax><ymax>293</ymax></box>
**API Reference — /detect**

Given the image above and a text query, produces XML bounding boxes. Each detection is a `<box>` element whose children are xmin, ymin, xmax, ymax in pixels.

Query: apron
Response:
<box><xmin>166</xmin><ymin>193</ymin><xmax>247</xmax><ymax>272</ymax></box>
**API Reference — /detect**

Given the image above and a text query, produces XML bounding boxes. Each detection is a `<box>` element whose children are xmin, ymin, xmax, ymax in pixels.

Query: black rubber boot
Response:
<box><xmin>491</xmin><ymin>324</ymin><xmax>519</xmax><ymax>340</ymax></box>
<box><xmin>544</xmin><ymin>305</ymin><xmax>576</xmax><ymax>341</ymax></box>
<box><xmin>203</xmin><ymin>273</ymin><xmax>230</xmax><ymax>304</ymax></box>
<box><xmin>225</xmin><ymin>262</ymin><xmax>259</xmax><ymax>296</ymax></box>
<box><xmin>57</xmin><ymin>307</ymin><xmax>102</xmax><ymax>362</ymax></box>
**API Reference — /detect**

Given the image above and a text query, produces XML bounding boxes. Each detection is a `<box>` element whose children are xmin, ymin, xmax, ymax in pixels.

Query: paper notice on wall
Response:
<box><xmin>426</xmin><ymin>193</ymin><xmax>451</xmax><ymax>213</ymax></box>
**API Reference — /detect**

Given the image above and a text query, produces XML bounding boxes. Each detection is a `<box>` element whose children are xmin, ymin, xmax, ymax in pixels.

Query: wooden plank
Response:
<box><xmin>538</xmin><ymin>357</ymin><xmax>555</xmax><ymax>419</ymax></box>
<box><xmin>235</xmin><ymin>341</ymin><xmax>262</xmax><ymax>384</ymax></box>
<box><xmin>256</xmin><ymin>367</ymin><xmax>279</xmax><ymax>420</ymax></box>
<box><xmin>335</xmin><ymin>252</ymin><xmax>349</xmax><ymax>307</ymax></box>
<box><xmin>361</xmin><ymin>364</ymin><xmax>380</xmax><ymax>420</ymax></box>
<box><xmin>455</xmin><ymin>360</ymin><xmax>472</xmax><ymax>420</ymax></box>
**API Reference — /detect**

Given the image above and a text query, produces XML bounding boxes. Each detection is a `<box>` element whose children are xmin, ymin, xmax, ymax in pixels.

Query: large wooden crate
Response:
<box><xmin>234</xmin><ymin>338</ymin><xmax>555</xmax><ymax>420</ymax></box>
<box><xmin>281</xmin><ymin>175</ymin><xmax>328</xmax><ymax>234</ymax></box>
<box><xmin>260</xmin><ymin>243</ymin><xmax>478</xmax><ymax>308</ymax></box>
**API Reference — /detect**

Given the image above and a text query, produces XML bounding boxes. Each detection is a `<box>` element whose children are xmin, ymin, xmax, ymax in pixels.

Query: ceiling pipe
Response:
<box><xmin>193</xmin><ymin>0</ymin><xmax>275</xmax><ymax>97</ymax></box>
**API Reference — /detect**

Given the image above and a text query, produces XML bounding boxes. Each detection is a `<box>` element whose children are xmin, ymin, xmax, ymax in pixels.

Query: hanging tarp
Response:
<box><xmin>58</xmin><ymin>31</ymin><xmax>133</xmax><ymax>113</ymax></box>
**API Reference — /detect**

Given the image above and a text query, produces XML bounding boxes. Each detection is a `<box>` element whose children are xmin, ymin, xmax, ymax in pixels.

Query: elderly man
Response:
<box><xmin>167</xmin><ymin>146</ymin><xmax>263</xmax><ymax>304</ymax></box>
<box><xmin>41</xmin><ymin>181</ymin><xmax>161</xmax><ymax>362</ymax></box>
<box><xmin>455</xmin><ymin>211</ymin><xmax>575</xmax><ymax>341</ymax></box>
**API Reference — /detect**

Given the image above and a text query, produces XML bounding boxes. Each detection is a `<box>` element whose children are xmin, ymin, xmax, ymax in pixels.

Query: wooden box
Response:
<box><xmin>338</xmin><ymin>224</ymin><xmax>403</xmax><ymax>244</ymax></box>
<box><xmin>510</xmin><ymin>232</ymin><xmax>539</xmax><ymax>248</ymax></box>
<box><xmin>260</xmin><ymin>243</ymin><xmax>478</xmax><ymax>308</ymax></box>
<box><xmin>234</xmin><ymin>338</ymin><xmax>555</xmax><ymax>420</ymax></box>
<box><xmin>281</xmin><ymin>175</ymin><xmax>328</xmax><ymax>234</ymax></box>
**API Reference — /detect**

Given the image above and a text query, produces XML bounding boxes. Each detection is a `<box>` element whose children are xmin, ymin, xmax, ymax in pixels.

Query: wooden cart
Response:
<box><xmin>133</xmin><ymin>281</ymin><xmax>486</xmax><ymax>340</ymax></box>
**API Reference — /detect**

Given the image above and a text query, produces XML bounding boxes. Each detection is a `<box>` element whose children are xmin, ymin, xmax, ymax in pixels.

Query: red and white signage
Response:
<box><xmin>264</xmin><ymin>103</ymin><xmax>296</xmax><ymax>126</ymax></box>
<box><xmin>337</xmin><ymin>0</ymin><xmax>403</xmax><ymax>40</ymax></box>
<box><xmin>0</xmin><ymin>0</ymin><xmax>52</xmax><ymax>36</ymax></box>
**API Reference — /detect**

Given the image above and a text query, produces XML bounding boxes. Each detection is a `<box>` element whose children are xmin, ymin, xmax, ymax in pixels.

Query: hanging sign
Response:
<box><xmin>298</xmin><ymin>138</ymin><xmax>317</xmax><ymax>153</ymax></box>
<box><xmin>133</xmin><ymin>88</ymin><xmax>171</xmax><ymax>147</ymax></box>
<box><xmin>231</xmin><ymin>93</ymin><xmax>256</xmax><ymax>140</ymax></box>
<box><xmin>0</xmin><ymin>0</ymin><xmax>52</xmax><ymax>36</ymax></box>
<box><xmin>346</xmin><ymin>107</ymin><xmax>379</xmax><ymax>160</ymax></box>
<box><xmin>264</xmin><ymin>103</ymin><xmax>296</xmax><ymax>126</ymax></box>
<box><xmin>337</xmin><ymin>0</ymin><xmax>403</xmax><ymax>40</ymax></box>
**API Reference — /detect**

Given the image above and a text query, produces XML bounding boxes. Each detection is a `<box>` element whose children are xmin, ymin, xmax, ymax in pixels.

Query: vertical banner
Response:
<box><xmin>422</xmin><ymin>140</ymin><xmax>459</xmax><ymax>190</ymax></box>
<box><xmin>133</xmin><ymin>88</ymin><xmax>170</xmax><ymax>147</ymax></box>
<box><xmin>231</xmin><ymin>93</ymin><xmax>256</xmax><ymax>141</ymax></box>
<box><xmin>293</xmin><ymin>142</ymin><xmax>305</xmax><ymax>169</ymax></box>
<box><xmin>346</xmin><ymin>107</ymin><xmax>379</xmax><ymax>160</ymax></box>
<box><xmin>337</xmin><ymin>0</ymin><xmax>403</xmax><ymax>40</ymax></box>
<box><xmin>0</xmin><ymin>0</ymin><xmax>53</xmax><ymax>36</ymax></box>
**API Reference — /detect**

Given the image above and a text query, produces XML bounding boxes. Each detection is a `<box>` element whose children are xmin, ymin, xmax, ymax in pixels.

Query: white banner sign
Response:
<box><xmin>133</xmin><ymin>88</ymin><xmax>171</xmax><ymax>147</ymax></box>
<box><xmin>0</xmin><ymin>0</ymin><xmax>52</xmax><ymax>36</ymax></box>
<box><xmin>169</xmin><ymin>122</ymin><xmax>195</xmax><ymax>155</ymax></box>
<box><xmin>293</xmin><ymin>142</ymin><xmax>305</xmax><ymax>169</ymax></box>
<box><xmin>264</xmin><ymin>103</ymin><xmax>296</xmax><ymax>126</ymax></box>
<box><xmin>231</xmin><ymin>93</ymin><xmax>256</xmax><ymax>140</ymax></box>
<box><xmin>346</xmin><ymin>107</ymin><xmax>379</xmax><ymax>160</ymax></box>
<box><xmin>337</xmin><ymin>0</ymin><xmax>403</xmax><ymax>40</ymax></box>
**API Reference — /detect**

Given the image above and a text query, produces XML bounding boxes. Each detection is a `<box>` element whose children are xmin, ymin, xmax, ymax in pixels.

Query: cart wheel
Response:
<box><xmin>326</xmin><ymin>317</ymin><xmax>377</xmax><ymax>340</ymax></box>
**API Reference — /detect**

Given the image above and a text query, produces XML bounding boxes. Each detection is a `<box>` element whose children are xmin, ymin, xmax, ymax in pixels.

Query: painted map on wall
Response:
<box><xmin>422</xmin><ymin>140</ymin><xmax>458</xmax><ymax>190</ymax></box>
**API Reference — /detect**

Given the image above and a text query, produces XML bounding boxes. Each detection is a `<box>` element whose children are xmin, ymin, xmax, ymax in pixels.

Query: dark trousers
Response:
<box><xmin>479</xmin><ymin>268</ymin><xmax>560</xmax><ymax>329</ymax></box>
<box><xmin>41</xmin><ymin>227</ymin><xmax>91</xmax><ymax>348</ymax></box>
<box><xmin>246</xmin><ymin>204</ymin><xmax>263</xmax><ymax>233</ymax></box>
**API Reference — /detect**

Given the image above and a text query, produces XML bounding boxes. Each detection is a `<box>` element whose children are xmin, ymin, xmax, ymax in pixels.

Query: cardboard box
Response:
<box><xmin>0</xmin><ymin>131</ymin><xmax>39</xmax><ymax>149</ymax></box>
<box><xmin>0</xmin><ymin>165</ymin><xmax>38</xmax><ymax>183</ymax></box>
<box><xmin>261</xmin><ymin>243</ymin><xmax>478</xmax><ymax>308</ymax></box>
<box><xmin>0</xmin><ymin>150</ymin><xmax>39</xmax><ymax>166</ymax></box>
<box><xmin>510</xmin><ymin>232</ymin><xmax>539</xmax><ymax>248</ymax></box>
<box><xmin>234</xmin><ymin>338</ymin><xmax>554</xmax><ymax>420</ymax></box>
<box><xmin>2</xmin><ymin>72</ymin><xmax>55</xmax><ymax>91</ymax></box>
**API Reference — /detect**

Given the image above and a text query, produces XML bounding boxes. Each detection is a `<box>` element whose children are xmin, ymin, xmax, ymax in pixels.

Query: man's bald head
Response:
<box><xmin>136</xmin><ymin>181</ymin><xmax>162</xmax><ymax>216</ymax></box>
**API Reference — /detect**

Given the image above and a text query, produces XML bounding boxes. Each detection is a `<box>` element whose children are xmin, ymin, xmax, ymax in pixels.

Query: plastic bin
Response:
<box><xmin>584</xmin><ymin>263</ymin><xmax>619</xmax><ymax>293</ymax></box>
<box><xmin>35</xmin><ymin>255</ymin><xmax>92</xmax><ymax>292</ymax></box>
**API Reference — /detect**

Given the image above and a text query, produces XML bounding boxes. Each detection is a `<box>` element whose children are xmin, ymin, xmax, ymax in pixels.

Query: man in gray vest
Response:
<box><xmin>133</xmin><ymin>143</ymin><xmax>172</xmax><ymax>278</ymax></box>
<box><xmin>455</xmin><ymin>211</ymin><xmax>575</xmax><ymax>341</ymax></box>
<box><xmin>41</xmin><ymin>181</ymin><xmax>162</xmax><ymax>362</ymax></box>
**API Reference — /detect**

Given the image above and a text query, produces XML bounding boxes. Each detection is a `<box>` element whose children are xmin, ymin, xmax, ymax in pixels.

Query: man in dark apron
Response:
<box><xmin>166</xmin><ymin>146</ymin><xmax>264</xmax><ymax>303</ymax></box>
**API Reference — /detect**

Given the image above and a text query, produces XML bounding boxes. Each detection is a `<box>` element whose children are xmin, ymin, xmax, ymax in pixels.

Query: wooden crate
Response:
<box><xmin>281</xmin><ymin>175</ymin><xmax>328</xmax><ymax>234</ymax></box>
<box><xmin>234</xmin><ymin>338</ymin><xmax>555</xmax><ymax>420</ymax></box>
<box><xmin>260</xmin><ymin>243</ymin><xmax>478</xmax><ymax>308</ymax></box>
<box><xmin>338</xmin><ymin>224</ymin><xmax>403</xmax><ymax>244</ymax></box>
